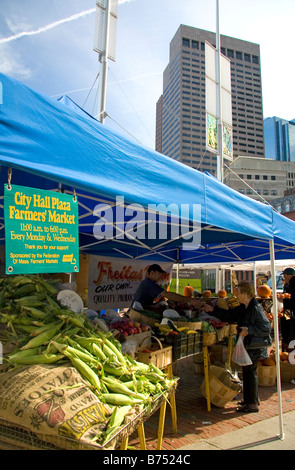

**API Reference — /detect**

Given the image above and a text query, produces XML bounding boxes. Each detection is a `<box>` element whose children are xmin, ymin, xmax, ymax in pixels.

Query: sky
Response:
<box><xmin>1</xmin><ymin>0</ymin><xmax>295</xmax><ymax>150</ymax></box>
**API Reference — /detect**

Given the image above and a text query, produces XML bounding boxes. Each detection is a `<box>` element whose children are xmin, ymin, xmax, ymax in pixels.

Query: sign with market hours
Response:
<box><xmin>4</xmin><ymin>184</ymin><xmax>79</xmax><ymax>275</ymax></box>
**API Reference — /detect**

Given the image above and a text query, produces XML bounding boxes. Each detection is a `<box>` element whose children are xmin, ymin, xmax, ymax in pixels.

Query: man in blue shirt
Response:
<box><xmin>132</xmin><ymin>264</ymin><xmax>202</xmax><ymax>310</ymax></box>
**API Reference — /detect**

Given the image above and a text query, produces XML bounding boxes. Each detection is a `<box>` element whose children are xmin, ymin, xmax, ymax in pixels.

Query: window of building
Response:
<box><xmin>252</xmin><ymin>55</ymin><xmax>259</xmax><ymax>64</ymax></box>
<box><xmin>236</xmin><ymin>51</ymin><xmax>243</xmax><ymax>60</ymax></box>
<box><xmin>246</xmin><ymin>174</ymin><xmax>252</xmax><ymax>179</ymax></box>
<box><xmin>263</xmin><ymin>175</ymin><xmax>268</xmax><ymax>180</ymax></box>
<box><xmin>263</xmin><ymin>189</ymin><xmax>269</xmax><ymax>195</ymax></box>
<box><xmin>192</xmin><ymin>40</ymin><xmax>199</xmax><ymax>49</ymax></box>
<box><xmin>227</xmin><ymin>49</ymin><xmax>234</xmax><ymax>58</ymax></box>
<box><xmin>182</xmin><ymin>38</ymin><xmax>190</xmax><ymax>47</ymax></box>
<box><xmin>271</xmin><ymin>190</ymin><xmax>277</xmax><ymax>195</ymax></box>
<box><xmin>284</xmin><ymin>203</ymin><xmax>290</xmax><ymax>212</ymax></box>
<box><xmin>271</xmin><ymin>175</ymin><xmax>276</xmax><ymax>180</ymax></box>
<box><xmin>244</xmin><ymin>53</ymin><xmax>251</xmax><ymax>62</ymax></box>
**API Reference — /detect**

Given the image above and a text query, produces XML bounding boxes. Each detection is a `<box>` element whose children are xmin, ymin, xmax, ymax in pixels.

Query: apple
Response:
<box><xmin>134</xmin><ymin>321</ymin><xmax>140</xmax><ymax>328</ymax></box>
<box><xmin>128</xmin><ymin>320</ymin><xmax>134</xmax><ymax>328</ymax></box>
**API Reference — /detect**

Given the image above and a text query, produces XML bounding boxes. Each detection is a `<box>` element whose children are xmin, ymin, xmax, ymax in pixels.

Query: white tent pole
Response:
<box><xmin>176</xmin><ymin>248</ymin><xmax>180</xmax><ymax>294</ymax></box>
<box><xmin>253</xmin><ymin>261</ymin><xmax>257</xmax><ymax>294</ymax></box>
<box><xmin>98</xmin><ymin>0</ymin><xmax>111</xmax><ymax>124</ymax></box>
<box><xmin>269</xmin><ymin>239</ymin><xmax>285</xmax><ymax>439</ymax></box>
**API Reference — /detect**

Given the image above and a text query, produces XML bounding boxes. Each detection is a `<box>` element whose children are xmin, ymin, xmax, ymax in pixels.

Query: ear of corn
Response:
<box><xmin>9</xmin><ymin>353</ymin><xmax>65</xmax><ymax>365</ymax></box>
<box><xmin>20</xmin><ymin>306</ymin><xmax>48</xmax><ymax>320</ymax></box>
<box><xmin>102</xmin><ymin>405</ymin><xmax>131</xmax><ymax>444</ymax></box>
<box><xmin>96</xmin><ymin>332</ymin><xmax>127</xmax><ymax>367</ymax></box>
<box><xmin>20</xmin><ymin>322</ymin><xmax>63</xmax><ymax>350</ymax></box>
<box><xmin>7</xmin><ymin>347</ymin><xmax>40</xmax><ymax>361</ymax></box>
<box><xmin>14</xmin><ymin>294</ymin><xmax>46</xmax><ymax>308</ymax></box>
<box><xmin>102</xmin><ymin>376</ymin><xmax>148</xmax><ymax>400</ymax></box>
<box><xmin>65</xmin><ymin>353</ymin><xmax>101</xmax><ymax>391</ymax></box>
<box><xmin>100</xmin><ymin>393</ymin><xmax>143</xmax><ymax>406</ymax></box>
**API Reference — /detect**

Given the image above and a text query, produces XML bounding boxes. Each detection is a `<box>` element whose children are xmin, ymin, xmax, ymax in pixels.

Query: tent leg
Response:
<box><xmin>176</xmin><ymin>248</ymin><xmax>180</xmax><ymax>294</ymax></box>
<box><xmin>269</xmin><ymin>239</ymin><xmax>285</xmax><ymax>440</ymax></box>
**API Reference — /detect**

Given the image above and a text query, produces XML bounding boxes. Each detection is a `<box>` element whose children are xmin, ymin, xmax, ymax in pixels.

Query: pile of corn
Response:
<box><xmin>0</xmin><ymin>275</ymin><xmax>177</xmax><ymax>446</ymax></box>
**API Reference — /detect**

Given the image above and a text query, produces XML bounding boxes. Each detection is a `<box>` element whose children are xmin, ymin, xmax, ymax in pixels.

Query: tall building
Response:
<box><xmin>156</xmin><ymin>25</ymin><xmax>265</xmax><ymax>175</ymax></box>
<box><xmin>264</xmin><ymin>116</ymin><xmax>295</xmax><ymax>162</ymax></box>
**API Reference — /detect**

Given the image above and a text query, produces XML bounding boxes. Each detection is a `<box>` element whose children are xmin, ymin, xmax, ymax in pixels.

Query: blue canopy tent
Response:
<box><xmin>0</xmin><ymin>72</ymin><xmax>294</xmax><ymax>439</ymax></box>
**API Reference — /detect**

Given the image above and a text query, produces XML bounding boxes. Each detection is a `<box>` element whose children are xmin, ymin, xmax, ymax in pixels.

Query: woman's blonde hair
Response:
<box><xmin>237</xmin><ymin>281</ymin><xmax>255</xmax><ymax>298</ymax></box>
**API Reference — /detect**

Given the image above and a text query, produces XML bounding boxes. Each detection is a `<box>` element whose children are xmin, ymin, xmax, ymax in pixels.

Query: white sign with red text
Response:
<box><xmin>87</xmin><ymin>256</ymin><xmax>173</xmax><ymax>310</ymax></box>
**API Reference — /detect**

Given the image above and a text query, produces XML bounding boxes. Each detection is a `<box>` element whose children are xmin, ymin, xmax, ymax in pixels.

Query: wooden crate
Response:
<box><xmin>136</xmin><ymin>337</ymin><xmax>172</xmax><ymax>369</ymax></box>
<box><xmin>128</xmin><ymin>309</ymin><xmax>159</xmax><ymax>327</ymax></box>
<box><xmin>174</xmin><ymin>321</ymin><xmax>202</xmax><ymax>331</ymax></box>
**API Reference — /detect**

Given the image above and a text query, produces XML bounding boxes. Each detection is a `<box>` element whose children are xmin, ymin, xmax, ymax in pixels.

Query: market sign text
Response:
<box><xmin>4</xmin><ymin>185</ymin><xmax>79</xmax><ymax>274</ymax></box>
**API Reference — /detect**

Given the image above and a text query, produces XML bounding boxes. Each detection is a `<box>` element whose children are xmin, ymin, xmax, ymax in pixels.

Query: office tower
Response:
<box><xmin>264</xmin><ymin>116</ymin><xmax>295</xmax><ymax>162</ymax></box>
<box><xmin>156</xmin><ymin>25</ymin><xmax>265</xmax><ymax>175</ymax></box>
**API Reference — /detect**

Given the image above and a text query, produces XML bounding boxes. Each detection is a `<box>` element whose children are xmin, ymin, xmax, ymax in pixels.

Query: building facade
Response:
<box><xmin>264</xmin><ymin>116</ymin><xmax>295</xmax><ymax>162</ymax></box>
<box><xmin>224</xmin><ymin>156</ymin><xmax>295</xmax><ymax>202</ymax></box>
<box><xmin>156</xmin><ymin>25</ymin><xmax>265</xmax><ymax>175</ymax></box>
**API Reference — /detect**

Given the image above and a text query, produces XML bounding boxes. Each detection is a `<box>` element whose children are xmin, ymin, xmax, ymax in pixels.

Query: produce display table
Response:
<box><xmin>0</xmin><ymin>389</ymin><xmax>175</xmax><ymax>450</ymax></box>
<box><xmin>118</xmin><ymin>368</ymin><xmax>177</xmax><ymax>451</ymax></box>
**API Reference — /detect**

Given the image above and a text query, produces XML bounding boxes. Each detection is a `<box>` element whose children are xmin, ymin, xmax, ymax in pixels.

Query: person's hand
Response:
<box><xmin>239</xmin><ymin>326</ymin><xmax>248</xmax><ymax>337</ymax></box>
<box><xmin>190</xmin><ymin>298</ymin><xmax>203</xmax><ymax>307</ymax></box>
<box><xmin>202</xmin><ymin>303</ymin><xmax>214</xmax><ymax>313</ymax></box>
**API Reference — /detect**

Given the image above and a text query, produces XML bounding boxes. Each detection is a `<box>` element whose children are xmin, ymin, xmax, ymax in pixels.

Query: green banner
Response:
<box><xmin>4</xmin><ymin>185</ymin><xmax>79</xmax><ymax>275</ymax></box>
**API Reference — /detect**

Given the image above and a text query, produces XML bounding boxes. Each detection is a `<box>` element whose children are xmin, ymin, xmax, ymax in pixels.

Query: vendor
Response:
<box><xmin>131</xmin><ymin>264</ymin><xmax>202</xmax><ymax>311</ymax></box>
<box><xmin>280</xmin><ymin>267</ymin><xmax>295</xmax><ymax>351</ymax></box>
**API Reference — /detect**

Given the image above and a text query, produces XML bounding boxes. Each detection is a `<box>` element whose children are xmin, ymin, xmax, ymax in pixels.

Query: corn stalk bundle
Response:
<box><xmin>0</xmin><ymin>275</ymin><xmax>177</xmax><ymax>446</ymax></box>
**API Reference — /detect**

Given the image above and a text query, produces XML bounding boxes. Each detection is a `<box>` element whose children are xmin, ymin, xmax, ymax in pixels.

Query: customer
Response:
<box><xmin>203</xmin><ymin>281</ymin><xmax>272</xmax><ymax>413</ymax></box>
<box><xmin>280</xmin><ymin>267</ymin><xmax>295</xmax><ymax>351</ymax></box>
<box><xmin>131</xmin><ymin>264</ymin><xmax>202</xmax><ymax>310</ymax></box>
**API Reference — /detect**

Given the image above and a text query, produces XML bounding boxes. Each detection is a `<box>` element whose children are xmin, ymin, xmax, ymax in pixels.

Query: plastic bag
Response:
<box><xmin>232</xmin><ymin>335</ymin><xmax>253</xmax><ymax>366</ymax></box>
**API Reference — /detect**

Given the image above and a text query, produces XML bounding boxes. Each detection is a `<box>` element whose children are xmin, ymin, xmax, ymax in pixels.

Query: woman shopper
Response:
<box><xmin>203</xmin><ymin>281</ymin><xmax>272</xmax><ymax>413</ymax></box>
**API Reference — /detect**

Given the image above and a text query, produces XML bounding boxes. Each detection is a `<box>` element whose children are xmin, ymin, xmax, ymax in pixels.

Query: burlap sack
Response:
<box><xmin>0</xmin><ymin>364</ymin><xmax>113</xmax><ymax>449</ymax></box>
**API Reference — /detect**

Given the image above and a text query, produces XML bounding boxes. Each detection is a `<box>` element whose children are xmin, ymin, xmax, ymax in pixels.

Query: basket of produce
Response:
<box><xmin>174</xmin><ymin>320</ymin><xmax>202</xmax><ymax>331</ymax></box>
<box><xmin>136</xmin><ymin>337</ymin><xmax>172</xmax><ymax>370</ymax></box>
<box><xmin>202</xmin><ymin>331</ymin><xmax>217</xmax><ymax>346</ymax></box>
<box><xmin>201</xmin><ymin>365</ymin><xmax>242</xmax><ymax>407</ymax></box>
<box><xmin>258</xmin><ymin>358</ymin><xmax>277</xmax><ymax>386</ymax></box>
<box><xmin>279</xmin><ymin>352</ymin><xmax>295</xmax><ymax>382</ymax></box>
<box><xmin>128</xmin><ymin>308</ymin><xmax>161</xmax><ymax>327</ymax></box>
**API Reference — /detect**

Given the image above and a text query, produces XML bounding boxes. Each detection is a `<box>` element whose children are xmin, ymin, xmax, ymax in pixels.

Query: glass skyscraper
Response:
<box><xmin>264</xmin><ymin>116</ymin><xmax>295</xmax><ymax>162</ymax></box>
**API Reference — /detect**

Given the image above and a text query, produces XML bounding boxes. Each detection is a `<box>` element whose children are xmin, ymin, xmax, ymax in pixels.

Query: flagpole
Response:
<box><xmin>98</xmin><ymin>0</ymin><xmax>111</xmax><ymax>124</ymax></box>
<box><xmin>216</xmin><ymin>0</ymin><xmax>223</xmax><ymax>182</ymax></box>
